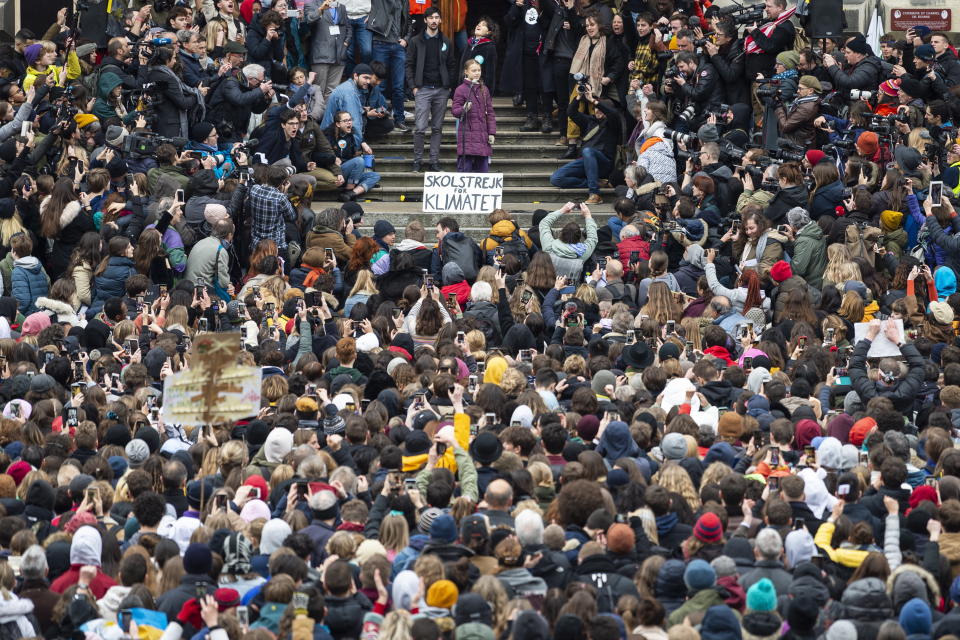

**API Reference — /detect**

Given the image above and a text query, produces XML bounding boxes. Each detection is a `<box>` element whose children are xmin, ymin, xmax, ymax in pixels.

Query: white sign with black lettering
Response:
<box><xmin>422</xmin><ymin>172</ymin><xmax>504</xmax><ymax>214</ymax></box>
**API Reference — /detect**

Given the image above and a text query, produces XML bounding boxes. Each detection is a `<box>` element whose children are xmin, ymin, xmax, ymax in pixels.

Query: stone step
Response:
<box><xmin>374</xmin><ymin>170</ymin><xmax>561</xmax><ymax>188</ymax></box>
<box><xmin>380</xmin><ymin>129</ymin><xmax>558</xmax><ymax>145</ymax></box>
<box><xmin>363</xmin><ymin>185</ymin><xmax>617</xmax><ymax>203</ymax></box>
<box><xmin>373</xmin><ymin>143</ymin><xmax>571</xmax><ymax>160</ymax></box>
<box><xmin>374</xmin><ymin>156</ymin><xmax>568</xmax><ymax>169</ymax></box>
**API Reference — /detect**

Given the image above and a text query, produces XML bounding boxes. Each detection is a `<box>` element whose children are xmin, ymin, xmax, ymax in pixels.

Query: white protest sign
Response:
<box><xmin>853</xmin><ymin>319</ymin><xmax>904</xmax><ymax>358</ymax></box>
<box><xmin>422</xmin><ymin>172</ymin><xmax>503</xmax><ymax>213</ymax></box>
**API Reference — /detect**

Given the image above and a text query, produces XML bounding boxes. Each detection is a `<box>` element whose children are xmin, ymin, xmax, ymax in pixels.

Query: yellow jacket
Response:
<box><xmin>23</xmin><ymin>52</ymin><xmax>82</xmax><ymax>91</ymax></box>
<box><xmin>401</xmin><ymin>412</ymin><xmax>471</xmax><ymax>473</ymax></box>
<box><xmin>814</xmin><ymin>520</ymin><xmax>869</xmax><ymax>568</ymax></box>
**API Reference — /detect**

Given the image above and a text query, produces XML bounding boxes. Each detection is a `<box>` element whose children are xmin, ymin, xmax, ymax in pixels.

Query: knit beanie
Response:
<box><xmin>183</xmin><ymin>543</ymin><xmax>213</xmax><ymax>575</ymax></box>
<box><xmin>426</xmin><ymin>579</ymin><xmax>459</xmax><ymax>609</ymax></box>
<box><xmin>606</xmin><ymin>523</ymin><xmax>635</xmax><ymax>555</ymax></box>
<box><xmin>693</xmin><ymin>512</ymin><xmax>723</xmax><ymax>544</ymax></box>
<box><xmin>747</xmin><ymin>578</ymin><xmax>777</xmax><ymax>612</ymax></box>
<box><xmin>683</xmin><ymin>558</ymin><xmax>717</xmax><ymax>591</ymax></box>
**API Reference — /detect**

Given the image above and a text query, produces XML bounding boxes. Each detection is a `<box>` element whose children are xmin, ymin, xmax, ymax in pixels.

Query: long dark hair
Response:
<box><xmin>40</xmin><ymin>178</ymin><xmax>78</xmax><ymax>238</ymax></box>
<box><xmin>95</xmin><ymin>236</ymin><xmax>130</xmax><ymax>276</ymax></box>
<box><xmin>66</xmin><ymin>231</ymin><xmax>102</xmax><ymax>274</ymax></box>
<box><xmin>133</xmin><ymin>228</ymin><xmax>166</xmax><ymax>275</ymax></box>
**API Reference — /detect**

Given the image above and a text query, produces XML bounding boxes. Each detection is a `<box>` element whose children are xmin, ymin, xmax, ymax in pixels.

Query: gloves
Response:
<box><xmin>464</xmin><ymin>101</ymin><xmax>472</xmax><ymax>113</ymax></box>
<box><xmin>488</xmin><ymin>135</ymin><xmax>495</xmax><ymax>145</ymax></box>
<box><xmin>177</xmin><ymin>598</ymin><xmax>203</xmax><ymax>630</ymax></box>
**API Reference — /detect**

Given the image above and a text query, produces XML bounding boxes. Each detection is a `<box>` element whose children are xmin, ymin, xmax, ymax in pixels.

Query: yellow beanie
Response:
<box><xmin>73</xmin><ymin>113</ymin><xmax>99</xmax><ymax>129</ymax></box>
<box><xmin>425</xmin><ymin>579</ymin><xmax>459</xmax><ymax>609</ymax></box>
<box><xmin>880</xmin><ymin>210</ymin><xmax>903</xmax><ymax>231</ymax></box>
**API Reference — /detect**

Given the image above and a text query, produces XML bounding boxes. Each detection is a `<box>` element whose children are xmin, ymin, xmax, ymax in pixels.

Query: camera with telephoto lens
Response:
<box><xmin>720</xmin><ymin>141</ymin><xmax>746</xmax><ymax>163</ymax></box>
<box><xmin>755</xmin><ymin>79</ymin><xmax>783</xmax><ymax>101</ymax></box>
<box><xmin>675</xmin><ymin>104</ymin><xmax>697</xmax><ymax>124</ymax></box>
<box><xmin>661</xmin><ymin>128</ymin><xmax>695</xmax><ymax>146</ymax></box>
<box><xmin>867</xmin><ymin>114</ymin><xmax>894</xmax><ymax>134</ymax></box>
<box><xmin>850</xmin><ymin>89</ymin><xmax>874</xmax><ymax>100</ymax></box>
<box><xmin>656</xmin><ymin>51</ymin><xmax>675</xmax><ymax>61</ymax></box>
<box><xmin>768</xmin><ymin>148</ymin><xmax>805</xmax><ymax>163</ymax></box>
<box><xmin>676</xmin><ymin>150</ymin><xmax>701</xmax><ymax>167</ymax></box>
<box><xmin>664</xmin><ymin>65</ymin><xmax>681</xmax><ymax>79</ymax></box>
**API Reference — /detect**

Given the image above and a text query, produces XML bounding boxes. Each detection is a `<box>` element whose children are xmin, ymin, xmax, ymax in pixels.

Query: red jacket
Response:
<box><xmin>50</xmin><ymin>565</ymin><xmax>117</xmax><ymax>599</ymax></box>
<box><xmin>441</xmin><ymin>281</ymin><xmax>471</xmax><ymax>308</ymax></box>
<box><xmin>616</xmin><ymin>236</ymin><xmax>651</xmax><ymax>271</ymax></box>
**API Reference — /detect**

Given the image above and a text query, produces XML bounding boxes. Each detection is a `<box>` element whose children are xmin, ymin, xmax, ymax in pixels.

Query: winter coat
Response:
<box><xmin>740</xmin><ymin>559</ymin><xmax>793</xmax><ymax>597</ymax></box>
<box><xmin>497</xmin><ymin>567</ymin><xmax>548</xmax><ymax>604</ymax></box>
<box><xmin>764</xmin><ymin>184</ymin><xmax>810</xmax><ymax>224</ymax></box>
<box><xmin>636</xmin><ymin>125</ymin><xmax>678</xmax><ymax>184</ymax></box>
<box><xmin>18</xmin><ymin>578</ymin><xmax>56</xmax><ymax>636</ymax></box>
<box><xmin>616</xmin><ymin>235</ymin><xmax>651</xmax><ymax>271</ymax></box>
<box><xmin>145</xmin><ymin>65</ymin><xmax>200</xmax><ymax>139</ymax></box>
<box><xmin>35</xmin><ymin>297</ymin><xmax>82</xmax><ymax>327</ymax></box>
<box><xmin>208</xmin><ymin>71</ymin><xmax>272</xmax><ymax>143</ymax></box>
<box><xmin>451</xmin><ymin>79</ymin><xmax>496</xmax><ymax>158</ymax></box>
<box><xmin>11</xmin><ymin>257</ymin><xmax>48</xmax><ymax>316</ymax></box>
<box><xmin>850</xmin><ymin>340</ymin><xmax>924</xmax><ymax>415</ymax></box>
<box><xmin>572</xmin><ymin>555</ymin><xmax>640</xmax><ymax>613</ymax></box>
<box><xmin>155</xmin><ymin>574</ymin><xmax>218</xmax><ymax>625</ymax></box>
<box><xmin>775</xmin><ymin>95</ymin><xmax>820</xmax><ymax>147</ymax></box>
<box><xmin>827</xmin><ymin>577</ymin><xmax>893</xmax><ymax>640</ymax></box>
<box><xmin>87</xmin><ymin>257</ymin><xmax>137</xmax><ymax>319</ymax></box>
<box><xmin>44</xmin><ymin>199</ymin><xmax>96</xmax><ymax>280</ymax></box>
<box><xmin>704</xmin><ymin>262</ymin><xmax>770</xmax><ymax>315</ymax></box>
<box><xmin>246</xmin><ymin>18</ymin><xmax>288</xmax><ymax>78</ymax></box>
<box><xmin>184</xmin><ymin>237</ymin><xmax>231</xmax><ymax>294</ymax></box>
<box><xmin>540</xmin><ymin>207</ymin><xmax>598</xmax><ymax>280</ymax></box>
<box><xmin>791</xmin><ymin>221</ymin><xmax>827</xmax><ymax>289</ymax></box>
<box><xmin>92</xmin><ymin>72</ymin><xmax>124</xmax><ymax>121</ymax></box>
<box><xmin>708</xmin><ymin>39</ymin><xmax>749</xmax><ymax>105</ymax></box>
<box><xmin>500</xmin><ymin>3</ymin><xmax>551</xmax><ymax>95</ymax></box>
<box><xmin>667</xmin><ymin>587</ymin><xmax>727</xmax><ymax>627</ymax></box>
<box><xmin>324</xmin><ymin>592</ymin><xmax>372</xmax><ymax>640</ymax></box>
<box><xmin>827</xmin><ymin>55</ymin><xmax>884</xmax><ymax>92</ymax></box>
<box><xmin>304</xmin><ymin>0</ymin><xmax>351</xmax><ymax>65</ymax></box>
<box><xmin>306</xmin><ymin>224</ymin><xmax>357</xmax><ymax>264</ymax></box>
<box><xmin>809</xmin><ymin>180</ymin><xmax>844</xmax><ymax>221</ymax></box>
<box><xmin>459</xmin><ymin>38</ymin><xmax>498</xmax><ymax>92</ymax></box>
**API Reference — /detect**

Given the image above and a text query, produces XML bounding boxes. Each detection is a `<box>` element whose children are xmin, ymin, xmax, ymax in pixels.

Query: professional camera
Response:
<box><xmin>850</xmin><ymin>89</ymin><xmax>874</xmax><ymax>100</ymax></box>
<box><xmin>657</xmin><ymin>23</ymin><xmax>672</xmax><ymax>34</ymax></box>
<box><xmin>664</xmin><ymin>66</ymin><xmax>681</xmax><ymax>80</ymax></box>
<box><xmin>656</xmin><ymin>51</ymin><xmax>675</xmax><ymax>61</ymax></box>
<box><xmin>866</xmin><ymin>114</ymin><xmax>895</xmax><ymax>134</ymax></box>
<box><xmin>720</xmin><ymin>141</ymin><xmax>746</xmax><ymax>163</ymax></box>
<box><xmin>755</xmin><ymin>79</ymin><xmax>782</xmax><ymax>101</ymax></box>
<box><xmin>662</xmin><ymin>128</ymin><xmax>696</xmax><ymax>146</ymax></box>
<box><xmin>768</xmin><ymin>148</ymin><xmax>804</xmax><ymax>163</ymax></box>
<box><xmin>123</xmin><ymin>132</ymin><xmax>188</xmax><ymax>156</ymax></box>
<box><xmin>572</xmin><ymin>72</ymin><xmax>589</xmax><ymax>93</ymax></box>
<box><xmin>676</xmin><ymin>105</ymin><xmax>696</xmax><ymax>124</ymax></box>
<box><xmin>676</xmin><ymin>150</ymin><xmax>701</xmax><ymax>164</ymax></box>
<box><xmin>731</xmin><ymin>6</ymin><xmax>765</xmax><ymax>24</ymax></box>
<box><xmin>707</xmin><ymin>103</ymin><xmax>730</xmax><ymax>119</ymax></box>
<box><xmin>693</xmin><ymin>37</ymin><xmax>709</xmax><ymax>47</ymax></box>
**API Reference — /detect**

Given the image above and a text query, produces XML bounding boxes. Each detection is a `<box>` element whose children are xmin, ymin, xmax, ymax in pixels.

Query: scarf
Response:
<box><xmin>744</xmin><ymin>6</ymin><xmax>796</xmax><ymax>55</ymax></box>
<box><xmin>570</xmin><ymin>35</ymin><xmax>606</xmax><ymax>93</ymax></box>
<box><xmin>772</xmin><ymin>68</ymin><xmax>798</xmax><ymax>82</ymax></box>
<box><xmin>468</xmin><ymin>36</ymin><xmax>492</xmax><ymax>48</ymax></box>
<box><xmin>656</xmin><ymin>512</ymin><xmax>678</xmax><ymax>536</ymax></box>
<box><xmin>151</xmin><ymin>65</ymin><xmax>205</xmax><ymax>138</ymax></box>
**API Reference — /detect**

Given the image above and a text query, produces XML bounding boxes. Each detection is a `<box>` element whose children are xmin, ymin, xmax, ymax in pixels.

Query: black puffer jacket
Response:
<box><xmin>324</xmin><ymin>593</ymin><xmax>373</xmax><ymax>640</ymax></box>
<box><xmin>572</xmin><ymin>554</ymin><xmax>640</xmax><ymax>613</ymax></box>
<box><xmin>827</xmin><ymin>577</ymin><xmax>893</xmax><ymax>640</ymax></box>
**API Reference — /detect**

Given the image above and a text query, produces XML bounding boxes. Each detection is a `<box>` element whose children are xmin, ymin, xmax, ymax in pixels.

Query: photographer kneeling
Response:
<box><xmin>773</xmin><ymin>75</ymin><xmax>822</xmax><ymax>147</ymax></box>
<box><xmin>550</xmin><ymin>85</ymin><xmax>622</xmax><ymax>206</ymax></box>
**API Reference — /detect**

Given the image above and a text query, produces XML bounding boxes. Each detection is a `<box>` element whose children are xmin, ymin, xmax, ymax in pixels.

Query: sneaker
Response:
<box><xmin>395</xmin><ymin>120</ymin><xmax>410</xmax><ymax>133</ymax></box>
<box><xmin>412</xmin><ymin>160</ymin><xmax>423</xmax><ymax>172</ymax></box>
<box><xmin>541</xmin><ymin>118</ymin><xmax>554</xmax><ymax>134</ymax></box>
<box><xmin>428</xmin><ymin>162</ymin><xmax>442</xmax><ymax>172</ymax></box>
<box><xmin>403</xmin><ymin>110</ymin><xmax>415</xmax><ymax>120</ymax></box>
<box><xmin>585</xmin><ymin>194</ymin><xmax>603</xmax><ymax>205</ymax></box>
<box><xmin>520</xmin><ymin>115</ymin><xmax>541</xmax><ymax>132</ymax></box>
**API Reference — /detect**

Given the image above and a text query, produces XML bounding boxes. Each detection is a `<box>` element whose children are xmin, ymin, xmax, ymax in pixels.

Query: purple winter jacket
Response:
<box><xmin>451</xmin><ymin>79</ymin><xmax>496</xmax><ymax>157</ymax></box>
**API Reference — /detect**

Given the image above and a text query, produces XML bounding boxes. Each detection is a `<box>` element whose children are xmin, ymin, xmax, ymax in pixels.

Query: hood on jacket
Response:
<box><xmin>683</xmin><ymin>244</ymin><xmax>707</xmax><ymax>270</ymax></box>
<box><xmin>597</xmin><ymin>421</ymin><xmax>640</xmax><ymax>461</ymax></box>
<box><xmin>394</xmin><ymin>238</ymin><xmax>427</xmax><ymax>252</ymax></box>
<box><xmin>70</xmin><ymin>525</ymin><xmax>102</xmax><ymax>566</ymax></box>
<box><xmin>899</xmin><ymin>598</ymin><xmax>932</xmax><ymax>636</ymax></box>
<box><xmin>14</xmin><ymin>256</ymin><xmax>42</xmax><ymax>273</ymax></box>
<box><xmin>656</xmin><ymin>559</ymin><xmax>688</xmax><ymax>602</ymax></box>
<box><xmin>261</xmin><ymin>518</ymin><xmax>293</xmax><ymax>555</ymax></box>
<box><xmin>490</xmin><ymin>219</ymin><xmax>524</xmax><ymax>239</ymax></box>
<box><xmin>25</xmin><ymin>478</ymin><xmax>55</xmax><ymax>511</ymax></box>
<box><xmin>888</xmin><ymin>564</ymin><xmax>940</xmax><ymax>612</ymax></box>
<box><xmin>701</xmin><ymin>605</ymin><xmax>743</xmax><ymax>640</ymax></box>
<box><xmin>97</xmin><ymin>72</ymin><xmax>123</xmax><ymax>100</ymax></box>
<box><xmin>840</xmin><ymin>577</ymin><xmax>894</xmax><ymax>621</ymax></box>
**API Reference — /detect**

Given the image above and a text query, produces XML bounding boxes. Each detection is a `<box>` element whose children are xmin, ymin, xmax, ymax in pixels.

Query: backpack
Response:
<box><xmin>485</xmin><ymin>228</ymin><xmax>530</xmax><ymax>270</ymax></box>
<box><xmin>844</xmin><ymin>223</ymin><xmax>882</xmax><ymax>264</ymax></box>
<box><xmin>603</xmin><ymin>281</ymin><xmax>638</xmax><ymax>310</ymax></box>
<box><xmin>441</xmin><ymin>235</ymin><xmax>480</xmax><ymax>282</ymax></box>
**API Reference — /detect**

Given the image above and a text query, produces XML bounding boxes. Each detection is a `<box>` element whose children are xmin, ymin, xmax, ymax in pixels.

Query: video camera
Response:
<box><xmin>661</xmin><ymin>128</ymin><xmax>696</xmax><ymax>146</ymax></box>
<box><xmin>123</xmin><ymin>132</ymin><xmax>187</xmax><ymax>156</ymax></box>
<box><xmin>755</xmin><ymin>79</ymin><xmax>783</xmax><ymax>101</ymax></box>
<box><xmin>718</xmin><ymin>2</ymin><xmax>765</xmax><ymax>25</ymax></box>
<box><xmin>823</xmin><ymin>135</ymin><xmax>856</xmax><ymax>155</ymax></box>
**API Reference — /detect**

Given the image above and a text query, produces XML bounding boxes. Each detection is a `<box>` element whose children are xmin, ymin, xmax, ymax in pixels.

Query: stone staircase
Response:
<box><xmin>311</xmin><ymin>97</ymin><xmax>618</xmax><ymax>241</ymax></box>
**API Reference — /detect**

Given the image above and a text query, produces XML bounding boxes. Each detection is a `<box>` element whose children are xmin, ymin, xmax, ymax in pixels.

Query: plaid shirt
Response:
<box><xmin>248</xmin><ymin>183</ymin><xmax>297</xmax><ymax>250</ymax></box>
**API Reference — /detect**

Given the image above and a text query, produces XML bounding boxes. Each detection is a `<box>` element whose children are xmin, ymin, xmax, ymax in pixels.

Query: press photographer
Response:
<box><xmin>145</xmin><ymin>46</ymin><xmax>203</xmax><ymax>140</ymax></box>
<box><xmin>668</xmin><ymin>51</ymin><xmax>722</xmax><ymax>129</ymax></box>
<box><xmin>702</xmin><ymin>20</ymin><xmax>748</xmax><ymax>106</ymax></box>
<box><xmin>773</xmin><ymin>74</ymin><xmax>822</xmax><ymax>147</ymax></box>
<box><xmin>823</xmin><ymin>36</ymin><xmax>884</xmax><ymax>93</ymax></box>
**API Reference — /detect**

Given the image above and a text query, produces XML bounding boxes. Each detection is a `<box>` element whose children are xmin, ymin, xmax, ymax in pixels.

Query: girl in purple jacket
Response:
<box><xmin>451</xmin><ymin>59</ymin><xmax>497</xmax><ymax>173</ymax></box>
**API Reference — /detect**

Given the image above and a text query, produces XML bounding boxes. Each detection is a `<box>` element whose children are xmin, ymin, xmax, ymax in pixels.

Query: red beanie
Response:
<box><xmin>770</xmin><ymin>260</ymin><xmax>793</xmax><ymax>283</ymax></box>
<box><xmin>805</xmin><ymin>150</ymin><xmax>826</xmax><ymax>166</ymax></box>
<box><xmin>694</xmin><ymin>512</ymin><xmax>724</xmax><ymax>544</ymax></box>
<box><xmin>849</xmin><ymin>417</ymin><xmax>877</xmax><ymax>447</ymax></box>
<box><xmin>857</xmin><ymin>131</ymin><xmax>879</xmax><ymax>156</ymax></box>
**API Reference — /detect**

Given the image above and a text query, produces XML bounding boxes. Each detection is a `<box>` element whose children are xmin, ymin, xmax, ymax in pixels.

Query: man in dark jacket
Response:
<box><xmin>405</xmin><ymin>7</ymin><xmax>456</xmax><ymax>172</ymax></box>
<box><xmin>178</xmin><ymin>32</ymin><xmax>215</xmax><ymax>89</ymax></box>
<box><xmin>322</xmin><ymin>560</ymin><xmax>372</xmax><ymax>640</ymax></box>
<box><xmin>19</xmin><ymin>545</ymin><xmax>59</xmax><ymax>636</ymax></box>
<box><xmin>550</xmin><ymin>90</ymin><xmax>622</xmax><ymax>205</ymax></box>
<box><xmin>572</xmin><ymin>543</ymin><xmax>641</xmax><ymax>612</ymax></box>
<box><xmin>780</xmin><ymin>475</ymin><xmax>823</xmax><ymax>535</ymax></box>
<box><xmin>695</xmin><ymin>359</ymin><xmax>742</xmax><ymax>408</ymax></box>
<box><xmin>208</xmin><ymin>44</ymin><xmax>274</xmax><ymax>144</ymax></box>
<box><xmin>824</xmin><ymin>36</ymin><xmax>884</xmax><ymax>92</ymax></box>
<box><xmin>743</xmin><ymin>0</ymin><xmax>795</xmax><ymax>80</ymax></box>
<box><xmin>931</xmin><ymin>33</ymin><xmax>960</xmax><ymax>87</ymax></box>
<box><xmin>672</xmin><ymin>51</ymin><xmax>722</xmax><ymax>127</ymax></box>
<box><xmin>704</xmin><ymin>22</ymin><xmax>748</xmax><ymax>106</ymax></box>
<box><xmin>849</xmin><ymin>319</ymin><xmax>925</xmax><ymax>415</ymax></box>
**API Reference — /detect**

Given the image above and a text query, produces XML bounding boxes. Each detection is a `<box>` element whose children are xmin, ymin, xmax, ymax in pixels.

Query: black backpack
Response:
<box><xmin>442</xmin><ymin>235</ymin><xmax>480</xmax><ymax>282</ymax></box>
<box><xmin>486</xmin><ymin>229</ymin><xmax>530</xmax><ymax>270</ymax></box>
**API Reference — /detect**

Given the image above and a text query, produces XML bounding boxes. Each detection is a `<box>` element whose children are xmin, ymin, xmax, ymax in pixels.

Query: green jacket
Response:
<box><xmin>147</xmin><ymin>165</ymin><xmax>191</xmax><ymax>195</ymax></box>
<box><xmin>791</xmin><ymin>221</ymin><xmax>827</xmax><ymax>290</ymax></box>
<box><xmin>415</xmin><ymin>445</ymin><xmax>479</xmax><ymax>502</ymax></box>
<box><xmin>667</xmin><ymin>588</ymin><xmax>727</xmax><ymax>627</ymax></box>
<box><xmin>0</xmin><ymin>253</ymin><xmax>13</xmax><ymax>298</ymax></box>
<box><xmin>539</xmin><ymin>208</ymin><xmax>598</xmax><ymax>279</ymax></box>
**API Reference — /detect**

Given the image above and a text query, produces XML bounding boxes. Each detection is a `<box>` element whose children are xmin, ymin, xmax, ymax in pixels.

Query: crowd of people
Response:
<box><xmin>0</xmin><ymin>2</ymin><xmax>958</xmax><ymax>640</ymax></box>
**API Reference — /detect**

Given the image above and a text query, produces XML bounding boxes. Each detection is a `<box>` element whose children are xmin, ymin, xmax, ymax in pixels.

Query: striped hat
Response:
<box><xmin>694</xmin><ymin>512</ymin><xmax>724</xmax><ymax>544</ymax></box>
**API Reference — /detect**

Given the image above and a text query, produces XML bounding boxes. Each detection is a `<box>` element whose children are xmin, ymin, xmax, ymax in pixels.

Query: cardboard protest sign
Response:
<box><xmin>422</xmin><ymin>172</ymin><xmax>503</xmax><ymax>213</ymax></box>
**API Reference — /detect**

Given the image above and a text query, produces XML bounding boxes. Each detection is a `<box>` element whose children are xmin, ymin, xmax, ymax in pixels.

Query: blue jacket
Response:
<box><xmin>810</xmin><ymin>179</ymin><xmax>844</xmax><ymax>220</ymax></box>
<box><xmin>11</xmin><ymin>257</ymin><xmax>49</xmax><ymax>316</ymax></box>
<box><xmin>87</xmin><ymin>257</ymin><xmax>137</xmax><ymax>319</ymax></box>
<box><xmin>321</xmin><ymin>79</ymin><xmax>365</xmax><ymax>145</ymax></box>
